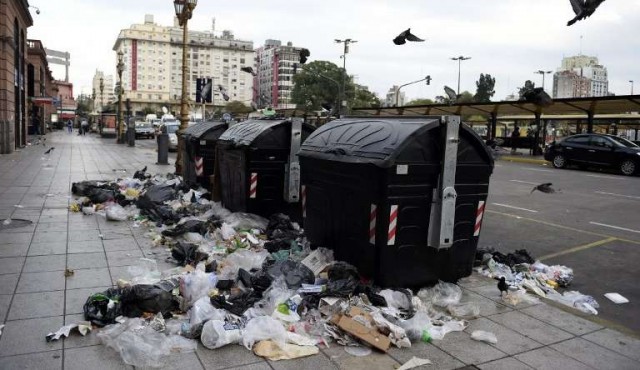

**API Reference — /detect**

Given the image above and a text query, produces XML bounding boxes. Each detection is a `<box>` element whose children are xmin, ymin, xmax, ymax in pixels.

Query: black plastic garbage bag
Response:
<box><xmin>492</xmin><ymin>249</ymin><xmax>535</xmax><ymax>267</ymax></box>
<box><xmin>87</xmin><ymin>188</ymin><xmax>115</xmax><ymax>203</ymax></box>
<box><xmin>83</xmin><ymin>288</ymin><xmax>124</xmax><ymax>327</ymax></box>
<box><xmin>120</xmin><ymin>278</ymin><xmax>180</xmax><ymax>318</ymax></box>
<box><xmin>72</xmin><ymin>181</ymin><xmax>100</xmax><ymax>196</ymax></box>
<box><xmin>144</xmin><ymin>184</ymin><xmax>176</xmax><ymax>203</ymax></box>
<box><xmin>162</xmin><ymin>220</ymin><xmax>207</xmax><ymax>237</ymax></box>
<box><xmin>136</xmin><ymin>195</ymin><xmax>181</xmax><ymax>225</ymax></box>
<box><xmin>266</xmin><ymin>213</ymin><xmax>300</xmax><ymax>241</ymax></box>
<box><xmin>210</xmin><ymin>290</ymin><xmax>262</xmax><ymax>316</ymax></box>
<box><xmin>171</xmin><ymin>242</ymin><xmax>209</xmax><ymax>267</ymax></box>
<box><xmin>327</xmin><ymin>261</ymin><xmax>360</xmax><ymax>282</ymax></box>
<box><xmin>267</xmin><ymin>260</ymin><xmax>315</xmax><ymax>289</ymax></box>
<box><xmin>264</xmin><ymin>239</ymin><xmax>292</xmax><ymax>253</ymax></box>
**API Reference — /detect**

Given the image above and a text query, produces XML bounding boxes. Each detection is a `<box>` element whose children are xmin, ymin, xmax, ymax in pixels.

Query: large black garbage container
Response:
<box><xmin>216</xmin><ymin>118</ymin><xmax>315</xmax><ymax>221</ymax></box>
<box><xmin>298</xmin><ymin>116</ymin><xmax>494</xmax><ymax>288</ymax></box>
<box><xmin>181</xmin><ymin>121</ymin><xmax>228</xmax><ymax>189</ymax></box>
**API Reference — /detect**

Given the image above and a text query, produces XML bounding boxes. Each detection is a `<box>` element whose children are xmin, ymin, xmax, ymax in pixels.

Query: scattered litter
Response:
<box><xmin>13</xmin><ymin>204</ymin><xmax>24</xmax><ymax>208</ymax></box>
<box><xmin>253</xmin><ymin>340</ymin><xmax>319</xmax><ymax>360</ymax></box>
<box><xmin>64</xmin><ymin>268</ymin><xmax>75</xmax><ymax>277</ymax></box>
<box><xmin>396</xmin><ymin>356</ymin><xmax>432</xmax><ymax>370</ymax></box>
<box><xmin>471</xmin><ymin>330</ymin><xmax>498</xmax><ymax>344</ymax></box>
<box><xmin>344</xmin><ymin>346</ymin><xmax>372</xmax><ymax>357</ymax></box>
<box><xmin>604</xmin><ymin>293</ymin><xmax>629</xmax><ymax>304</ymax></box>
<box><xmin>46</xmin><ymin>322</ymin><xmax>92</xmax><ymax>342</ymax></box>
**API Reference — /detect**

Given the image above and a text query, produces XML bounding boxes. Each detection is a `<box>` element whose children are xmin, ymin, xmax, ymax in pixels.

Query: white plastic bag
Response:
<box><xmin>380</xmin><ymin>289</ymin><xmax>412</xmax><ymax>311</ymax></box>
<box><xmin>242</xmin><ymin>316</ymin><xmax>288</xmax><ymax>350</ymax></box>
<box><xmin>201</xmin><ymin>320</ymin><xmax>242</xmax><ymax>349</ymax></box>
<box><xmin>181</xmin><ymin>269</ymin><xmax>218</xmax><ymax>307</ymax></box>
<box><xmin>447</xmin><ymin>302</ymin><xmax>480</xmax><ymax>319</ymax></box>
<box><xmin>418</xmin><ymin>281</ymin><xmax>462</xmax><ymax>307</ymax></box>
<box><xmin>471</xmin><ymin>330</ymin><xmax>498</xmax><ymax>344</ymax></box>
<box><xmin>220</xmin><ymin>223</ymin><xmax>236</xmax><ymax>240</ymax></box>
<box><xmin>428</xmin><ymin>320</ymin><xmax>468</xmax><ymax>341</ymax></box>
<box><xmin>219</xmin><ymin>249</ymin><xmax>269</xmax><ymax>279</ymax></box>
<box><xmin>106</xmin><ymin>204</ymin><xmax>128</xmax><ymax>221</ymax></box>
<box><xmin>190</xmin><ymin>296</ymin><xmax>227</xmax><ymax>325</ymax></box>
<box><xmin>127</xmin><ymin>258</ymin><xmax>161</xmax><ymax>285</ymax></box>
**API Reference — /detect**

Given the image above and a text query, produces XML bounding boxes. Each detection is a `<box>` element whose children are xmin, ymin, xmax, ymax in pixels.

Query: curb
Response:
<box><xmin>498</xmin><ymin>156</ymin><xmax>548</xmax><ymax>165</ymax></box>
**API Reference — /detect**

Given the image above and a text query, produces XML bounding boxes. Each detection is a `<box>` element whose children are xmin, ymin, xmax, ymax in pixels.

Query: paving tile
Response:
<box><xmin>68</xmin><ymin>229</ymin><xmax>102</xmax><ymax>242</ymax></box>
<box><xmin>0</xmin><ymin>316</ymin><xmax>63</xmax><ymax>356</ymax></box>
<box><xmin>67</xmin><ymin>252</ymin><xmax>108</xmax><ymax>270</ymax></box>
<box><xmin>64</xmin><ymin>345</ymin><xmax>133</xmax><ymax>370</ymax></box>
<box><xmin>0</xmin><ymin>273</ymin><xmax>20</xmax><ymax>294</ymax></box>
<box><xmin>0</xmin><ymin>350</ymin><xmax>63</xmax><ymax>370</ymax></box>
<box><xmin>224</xmin><ymin>363</ymin><xmax>272</xmax><ymax>370</ymax></box>
<box><xmin>269</xmin><ymin>350</ymin><xmax>338</xmax><ymax>370</ymax></box>
<box><xmin>488</xmin><ymin>310</ymin><xmax>574</xmax><ymax>345</ymax></box>
<box><xmin>478</xmin><ymin>357</ymin><xmax>534</xmax><ymax>370</ymax></box>
<box><xmin>521</xmin><ymin>304</ymin><xmax>602</xmax><ymax>335</ymax></box>
<box><xmin>137</xmin><ymin>352</ymin><xmax>204</xmax><ymax>370</ymax></box>
<box><xmin>2</xmin><ymin>233</ymin><xmax>33</xmax><ymax>244</ymax></box>
<box><xmin>470</xmin><ymin>283</ymin><xmax>541</xmax><ymax>310</ymax></box>
<box><xmin>0</xmin><ymin>256</ymin><xmax>25</xmax><ymax>274</ymax></box>
<box><xmin>108</xmin><ymin>266</ymin><xmax>133</xmax><ymax>284</ymax></box>
<box><xmin>106</xmin><ymin>250</ymin><xmax>144</xmax><ymax>267</ymax></box>
<box><xmin>466</xmin><ymin>317</ymin><xmax>543</xmax><ymax>355</ymax></box>
<box><xmin>323</xmin><ymin>345</ymin><xmax>400</xmax><ymax>369</ymax></box>
<box><xmin>583</xmin><ymin>328</ymin><xmax>640</xmax><ymax>362</ymax></box>
<box><xmin>101</xmin><ymin>231</ymin><xmax>137</xmax><ymax>241</ymax></box>
<box><xmin>0</xmin><ymin>243</ymin><xmax>30</xmax><ymax>257</ymax></box>
<box><xmin>65</xmin><ymin>286</ymin><xmax>111</xmax><ymax>315</ymax></box>
<box><xmin>8</xmin><ymin>290</ymin><xmax>64</xmax><ymax>320</ymax></box>
<box><xmin>388</xmin><ymin>341</ymin><xmax>465</xmax><ymax>370</ymax></box>
<box><xmin>552</xmin><ymin>337</ymin><xmax>640</xmax><ymax>370</ymax></box>
<box><xmin>68</xmin><ymin>240</ymin><xmax>104</xmax><ymax>254</ymax></box>
<box><xmin>461</xmin><ymin>289</ymin><xmax>512</xmax><ymax>317</ymax></box>
<box><xmin>65</xmin><ymin>268</ymin><xmax>112</xmax><ymax>289</ymax></box>
<box><xmin>515</xmin><ymin>347</ymin><xmax>592</xmax><ymax>370</ymax></box>
<box><xmin>0</xmin><ymin>224</ymin><xmax>37</xmax><ymax>234</ymax></box>
<box><xmin>28</xmin><ymin>241</ymin><xmax>67</xmax><ymax>256</ymax></box>
<box><xmin>103</xmin><ymin>238</ymin><xmax>140</xmax><ymax>252</ymax></box>
<box><xmin>431</xmin><ymin>330</ymin><xmax>507</xmax><ymax>365</ymax></box>
<box><xmin>36</xmin><ymin>222</ymin><xmax>68</xmax><ymax>232</ymax></box>
<box><xmin>63</xmin><ymin>313</ymin><xmax>102</xmax><ymax>349</ymax></box>
<box><xmin>16</xmin><ymin>271</ymin><xmax>65</xmax><ymax>293</ymax></box>
<box><xmin>32</xmin><ymin>231</ymin><xmax>67</xmax><ymax>244</ymax></box>
<box><xmin>196</xmin><ymin>343</ymin><xmax>266</xmax><ymax>370</ymax></box>
<box><xmin>23</xmin><ymin>254</ymin><xmax>67</xmax><ymax>272</ymax></box>
<box><xmin>39</xmin><ymin>215</ymin><xmax>68</xmax><ymax>223</ymax></box>
<box><xmin>0</xmin><ymin>293</ymin><xmax>12</xmax><ymax>320</ymax></box>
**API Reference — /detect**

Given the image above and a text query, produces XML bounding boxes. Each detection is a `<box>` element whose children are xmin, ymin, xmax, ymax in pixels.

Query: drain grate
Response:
<box><xmin>0</xmin><ymin>219</ymin><xmax>34</xmax><ymax>230</ymax></box>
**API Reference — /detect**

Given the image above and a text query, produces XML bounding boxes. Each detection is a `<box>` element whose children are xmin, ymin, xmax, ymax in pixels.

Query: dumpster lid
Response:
<box><xmin>218</xmin><ymin>119</ymin><xmax>289</xmax><ymax>146</ymax></box>
<box><xmin>182</xmin><ymin>121</ymin><xmax>227</xmax><ymax>139</ymax></box>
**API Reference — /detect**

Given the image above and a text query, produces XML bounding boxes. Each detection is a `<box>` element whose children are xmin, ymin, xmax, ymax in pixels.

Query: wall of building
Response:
<box><xmin>255</xmin><ymin>40</ymin><xmax>305</xmax><ymax>109</ymax></box>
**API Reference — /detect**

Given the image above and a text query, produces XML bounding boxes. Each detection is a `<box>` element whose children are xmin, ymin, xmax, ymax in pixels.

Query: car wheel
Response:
<box><xmin>620</xmin><ymin>159</ymin><xmax>637</xmax><ymax>176</ymax></box>
<box><xmin>552</xmin><ymin>154</ymin><xmax>566</xmax><ymax>169</ymax></box>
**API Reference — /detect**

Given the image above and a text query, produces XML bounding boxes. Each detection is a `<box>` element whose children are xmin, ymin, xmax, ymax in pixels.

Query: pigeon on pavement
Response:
<box><xmin>497</xmin><ymin>277</ymin><xmax>509</xmax><ymax>297</ymax></box>
<box><xmin>531</xmin><ymin>183</ymin><xmax>555</xmax><ymax>194</ymax></box>
<box><xmin>44</xmin><ymin>147</ymin><xmax>54</xmax><ymax>154</ymax></box>
<box><xmin>393</xmin><ymin>28</ymin><xmax>425</xmax><ymax>45</ymax></box>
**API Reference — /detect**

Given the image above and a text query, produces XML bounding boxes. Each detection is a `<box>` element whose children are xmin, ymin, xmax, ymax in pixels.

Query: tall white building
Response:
<box><xmin>255</xmin><ymin>40</ymin><xmax>307</xmax><ymax>109</ymax></box>
<box><xmin>384</xmin><ymin>85</ymin><xmax>405</xmax><ymax>107</ymax></box>
<box><xmin>91</xmin><ymin>70</ymin><xmax>115</xmax><ymax>113</ymax></box>
<box><xmin>112</xmin><ymin>14</ymin><xmax>255</xmax><ymax>116</ymax></box>
<box><xmin>553</xmin><ymin>55</ymin><xmax>609</xmax><ymax>98</ymax></box>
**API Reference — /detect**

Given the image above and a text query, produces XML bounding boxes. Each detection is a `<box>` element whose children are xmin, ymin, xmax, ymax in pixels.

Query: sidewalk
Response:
<box><xmin>493</xmin><ymin>148</ymin><xmax>547</xmax><ymax>165</ymax></box>
<box><xmin>0</xmin><ymin>131</ymin><xmax>639</xmax><ymax>370</ymax></box>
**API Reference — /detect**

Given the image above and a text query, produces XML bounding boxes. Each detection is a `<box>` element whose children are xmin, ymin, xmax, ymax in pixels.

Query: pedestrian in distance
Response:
<box><xmin>33</xmin><ymin>113</ymin><xmax>41</xmax><ymax>136</ymax></box>
<box><xmin>67</xmin><ymin>119</ymin><xmax>73</xmax><ymax>134</ymax></box>
<box><xmin>511</xmin><ymin>125</ymin><xmax>520</xmax><ymax>154</ymax></box>
<box><xmin>81</xmin><ymin>120</ymin><xmax>89</xmax><ymax>136</ymax></box>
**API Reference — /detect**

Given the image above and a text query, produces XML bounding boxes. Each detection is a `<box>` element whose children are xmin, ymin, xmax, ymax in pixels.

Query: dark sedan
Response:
<box><xmin>544</xmin><ymin>133</ymin><xmax>640</xmax><ymax>176</ymax></box>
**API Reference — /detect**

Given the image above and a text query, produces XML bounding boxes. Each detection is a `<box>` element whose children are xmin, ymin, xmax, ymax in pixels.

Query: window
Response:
<box><xmin>565</xmin><ymin>136</ymin><xmax>589</xmax><ymax>145</ymax></box>
<box><xmin>590</xmin><ymin>136</ymin><xmax>613</xmax><ymax>148</ymax></box>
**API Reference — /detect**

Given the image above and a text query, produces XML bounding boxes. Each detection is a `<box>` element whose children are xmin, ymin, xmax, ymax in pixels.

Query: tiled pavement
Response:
<box><xmin>0</xmin><ymin>131</ymin><xmax>639</xmax><ymax>370</ymax></box>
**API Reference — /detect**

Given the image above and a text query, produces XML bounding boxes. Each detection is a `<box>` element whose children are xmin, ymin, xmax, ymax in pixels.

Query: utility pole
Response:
<box><xmin>335</xmin><ymin>38</ymin><xmax>357</xmax><ymax>116</ymax></box>
<box><xmin>535</xmin><ymin>70</ymin><xmax>553</xmax><ymax>91</ymax></box>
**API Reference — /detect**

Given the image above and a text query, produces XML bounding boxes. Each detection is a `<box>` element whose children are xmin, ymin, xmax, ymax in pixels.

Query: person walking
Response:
<box><xmin>511</xmin><ymin>125</ymin><xmax>520</xmax><ymax>154</ymax></box>
<box><xmin>81</xmin><ymin>119</ymin><xmax>89</xmax><ymax>136</ymax></box>
<box><xmin>67</xmin><ymin>119</ymin><xmax>73</xmax><ymax>134</ymax></box>
<box><xmin>33</xmin><ymin>113</ymin><xmax>41</xmax><ymax>136</ymax></box>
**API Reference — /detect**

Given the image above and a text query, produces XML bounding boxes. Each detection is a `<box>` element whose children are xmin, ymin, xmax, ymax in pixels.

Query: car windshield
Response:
<box><xmin>135</xmin><ymin>123</ymin><xmax>151</xmax><ymax>128</ymax></box>
<box><xmin>165</xmin><ymin>125</ymin><xmax>179</xmax><ymax>134</ymax></box>
<box><xmin>608</xmin><ymin>136</ymin><xmax>639</xmax><ymax>148</ymax></box>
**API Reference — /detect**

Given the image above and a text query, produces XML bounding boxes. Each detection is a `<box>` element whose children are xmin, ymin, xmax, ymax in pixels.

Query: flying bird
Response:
<box><xmin>444</xmin><ymin>86</ymin><xmax>458</xmax><ymax>103</ymax></box>
<box><xmin>218</xmin><ymin>85</ymin><xmax>230</xmax><ymax>102</ymax></box>
<box><xmin>497</xmin><ymin>276</ymin><xmax>509</xmax><ymax>297</ymax></box>
<box><xmin>531</xmin><ymin>183</ymin><xmax>556</xmax><ymax>194</ymax></box>
<box><xmin>393</xmin><ymin>28</ymin><xmax>425</xmax><ymax>45</ymax></box>
<box><xmin>44</xmin><ymin>147</ymin><xmax>54</xmax><ymax>154</ymax></box>
<box><xmin>567</xmin><ymin>0</ymin><xmax>607</xmax><ymax>26</ymax></box>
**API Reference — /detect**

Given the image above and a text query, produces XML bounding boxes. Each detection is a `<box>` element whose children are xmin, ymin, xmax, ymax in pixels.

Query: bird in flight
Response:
<box><xmin>567</xmin><ymin>0</ymin><xmax>607</xmax><ymax>26</ymax></box>
<box><xmin>531</xmin><ymin>183</ymin><xmax>556</xmax><ymax>194</ymax></box>
<box><xmin>393</xmin><ymin>28</ymin><xmax>425</xmax><ymax>45</ymax></box>
<box><xmin>44</xmin><ymin>147</ymin><xmax>54</xmax><ymax>154</ymax></box>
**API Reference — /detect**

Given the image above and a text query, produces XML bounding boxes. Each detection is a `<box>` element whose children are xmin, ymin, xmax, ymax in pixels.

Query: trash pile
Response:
<box><xmin>475</xmin><ymin>248</ymin><xmax>599</xmax><ymax>314</ymax></box>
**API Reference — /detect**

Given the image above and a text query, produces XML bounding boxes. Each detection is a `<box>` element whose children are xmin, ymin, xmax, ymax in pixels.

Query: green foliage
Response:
<box><xmin>351</xmin><ymin>84</ymin><xmax>381</xmax><ymax>108</ymax></box>
<box><xmin>406</xmin><ymin>98</ymin><xmax>434</xmax><ymax>106</ymax></box>
<box><xmin>224</xmin><ymin>101</ymin><xmax>252</xmax><ymax>114</ymax></box>
<box><xmin>474</xmin><ymin>74</ymin><xmax>496</xmax><ymax>103</ymax></box>
<box><xmin>291</xmin><ymin>60</ymin><xmax>353</xmax><ymax>111</ymax></box>
<box><xmin>435</xmin><ymin>91</ymin><xmax>474</xmax><ymax>104</ymax></box>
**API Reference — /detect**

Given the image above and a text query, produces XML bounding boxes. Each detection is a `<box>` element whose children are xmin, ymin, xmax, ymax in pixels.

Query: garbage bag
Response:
<box><xmin>447</xmin><ymin>302</ymin><xmax>480</xmax><ymax>319</ymax></box>
<box><xmin>171</xmin><ymin>242</ymin><xmax>209</xmax><ymax>267</ymax></box>
<box><xmin>106</xmin><ymin>203</ymin><xmax>128</xmax><ymax>221</ymax></box>
<box><xmin>418</xmin><ymin>281</ymin><xmax>462</xmax><ymax>307</ymax></box>
<box><xmin>224</xmin><ymin>212</ymin><xmax>268</xmax><ymax>230</ymax></box>
<box><xmin>201</xmin><ymin>320</ymin><xmax>242</xmax><ymax>349</ymax></box>
<box><xmin>327</xmin><ymin>261</ymin><xmax>360</xmax><ymax>282</ymax></box>
<box><xmin>120</xmin><ymin>278</ymin><xmax>180</xmax><ymax>318</ymax></box>
<box><xmin>242</xmin><ymin>316</ymin><xmax>288</xmax><ymax>350</ymax></box>
<box><xmin>264</xmin><ymin>239</ymin><xmax>293</xmax><ymax>254</ymax></box>
<box><xmin>88</xmin><ymin>188</ymin><xmax>116</xmax><ymax>204</ymax></box>
<box><xmin>210</xmin><ymin>290</ymin><xmax>263</xmax><ymax>316</ymax></box>
<box><xmin>136</xmin><ymin>195</ymin><xmax>181</xmax><ymax>225</ymax></box>
<box><xmin>267</xmin><ymin>260</ymin><xmax>315</xmax><ymax>289</ymax></box>
<box><xmin>162</xmin><ymin>220</ymin><xmax>207</xmax><ymax>237</ymax></box>
<box><xmin>144</xmin><ymin>184</ymin><xmax>176</xmax><ymax>203</ymax></box>
<box><xmin>190</xmin><ymin>296</ymin><xmax>227</xmax><ymax>325</ymax></box>
<box><xmin>379</xmin><ymin>289</ymin><xmax>412</xmax><ymax>311</ymax></box>
<box><xmin>491</xmin><ymin>249</ymin><xmax>535</xmax><ymax>267</ymax></box>
<box><xmin>471</xmin><ymin>330</ymin><xmax>498</xmax><ymax>344</ymax></box>
<box><xmin>400</xmin><ymin>311</ymin><xmax>432</xmax><ymax>342</ymax></box>
<box><xmin>266</xmin><ymin>213</ymin><xmax>300</xmax><ymax>241</ymax></box>
<box><xmin>219</xmin><ymin>249</ymin><xmax>270</xmax><ymax>279</ymax></box>
<box><xmin>128</xmin><ymin>258</ymin><xmax>162</xmax><ymax>285</ymax></box>
<box><xmin>180</xmin><ymin>269</ymin><xmax>218</xmax><ymax>307</ymax></box>
<box><xmin>83</xmin><ymin>288</ymin><xmax>124</xmax><ymax>327</ymax></box>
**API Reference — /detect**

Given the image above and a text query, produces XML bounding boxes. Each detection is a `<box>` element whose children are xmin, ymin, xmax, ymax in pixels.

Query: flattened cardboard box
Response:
<box><xmin>332</xmin><ymin>307</ymin><xmax>391</xmax><ymax>352</ymax></box>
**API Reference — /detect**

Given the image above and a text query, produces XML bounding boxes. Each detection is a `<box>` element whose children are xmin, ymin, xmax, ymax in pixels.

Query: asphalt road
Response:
<box><xmin>479</xmin><ymin>160</ymin><xmax>640</xmax><ymax>334</ymax></box>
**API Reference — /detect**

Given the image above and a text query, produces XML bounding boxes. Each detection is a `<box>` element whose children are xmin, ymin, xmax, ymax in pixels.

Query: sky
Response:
<box><xmin>27</xmin><ymin>0</ymin><xmax>640</xmax><ymax>102</ymax></box>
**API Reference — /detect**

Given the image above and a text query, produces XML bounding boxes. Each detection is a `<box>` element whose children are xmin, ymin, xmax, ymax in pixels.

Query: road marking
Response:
<box><xmin>492</xmin><ymin>203</ymin><xmax>538</xmax><ymax>213</ymax></box>
<box><xmin>595</xmin><ymin>191</ymin><xmax>640</xmax><ymax>200</ymax></box>
<box><xmin>509</xmin><ymin>180</ymin><xmax>539</xmax><ymax>185</ymax></box>
<box><xmin>589</xmin><ymin>222</ymin><xmax>640</xmax><ymax>235</ymax></box>
<box><xmin>586</xmin><ymin>174</ymin><xmax>623</xmax><ymax>180</ymax></box>
<box><xmin>538</xmin><ymin>237</ymin><xmax>618</xmax><ymax>261</ymax></box>
<box><xmin>522</xmin><ymin>168</ymin><xmax>554</xmax><ymax>173</ymax></box>
<box><xmin>486</xmin><ymin>210</ymin><xmax>640</xmax><ymax>245</ymax></box>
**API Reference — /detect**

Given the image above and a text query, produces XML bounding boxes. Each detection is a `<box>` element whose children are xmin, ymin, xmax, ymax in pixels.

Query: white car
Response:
<box><xmin>160</xmin><ymin>122</ymin><xmax>180</xmax><ymax>151</ymax></box>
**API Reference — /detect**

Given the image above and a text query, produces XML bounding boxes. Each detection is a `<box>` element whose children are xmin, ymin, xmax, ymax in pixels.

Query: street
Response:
<box><xmin>480</xmin><ymin>160</ymin><xmax>640</xmax><ymax>333</ymax></box>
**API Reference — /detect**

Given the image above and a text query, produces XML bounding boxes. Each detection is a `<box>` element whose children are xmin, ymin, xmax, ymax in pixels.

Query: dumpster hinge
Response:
<box><xmin>284</xmin><ymin>118</ymin><xmax>303</xmax><ymax>203</ymax></box>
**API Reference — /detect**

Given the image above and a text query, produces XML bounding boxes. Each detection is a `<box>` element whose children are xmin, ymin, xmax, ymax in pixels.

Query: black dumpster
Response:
<box><xmin>216</xmin><ymin>118</ymin><xmax>315</xmax><ymax>221</ymax></box>
<box><xmin>298</xmin><ymin>116</ymin><xmax>494</xmax><ymax>288</ymax></box>
<box><xmin>181</xmin><ymin>121</ymin><xmax>228</xmax><ymax>189</ymax></box>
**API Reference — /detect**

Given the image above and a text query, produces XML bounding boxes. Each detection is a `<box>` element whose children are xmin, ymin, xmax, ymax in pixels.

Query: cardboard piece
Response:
<box><xmin>332</xmin><ymin>307</ymin><xmax>391</xmax><ymax>352</ymax></box>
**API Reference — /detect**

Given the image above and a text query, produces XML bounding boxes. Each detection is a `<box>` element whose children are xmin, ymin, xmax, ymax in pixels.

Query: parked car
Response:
<box><xmin>159</xmin><ymin>122</ymin><xmax>180</xmax><ymax>151</ymax></box>
<box><xmin>135</xmin><ymin>122</ymin><xmax>155</xmax><ymax>139</ymax></box>
<box><xmin>544</xmin><ymin>133</ymin><xmax>640</xmax><ymax>176</ymax></box>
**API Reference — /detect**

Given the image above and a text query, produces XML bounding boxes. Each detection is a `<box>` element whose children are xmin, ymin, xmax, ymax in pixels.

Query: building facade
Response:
<box><xmin>112</xmin><ymin>14</ymin><xmax>255</xmax><ymax>117</ymax></box>
<box><xmin>27</xmin><ymin>39</ymin><xmax>55</xmax><ymax>134</ymax></box>
<box><xmin>383</xmin><ymin>85</ymin><xmax>405</xmax><ymax>107</ymax></box>
<box><xmin>52</xmin><ymin>80</ymin><xmax>76</xmax><ymax>121</ymax></box>
<box><xmin>92</xmin><ymin>70</ymin><xmax>115</xmax><ymax>113</ymax></box>
<box><xmin>255</xmin><ymin>39</ymin><xmax>306</xmax><ymax>109</ymax></box>
<box><xmin>0</xmin><ymin>0</ymin><xmax>33</xmax><ymax>153</ymax></box>
<box><xmin>553</xmin><ymin>55</ymin><xmax>609</xmax><ymax>98</ymax></box>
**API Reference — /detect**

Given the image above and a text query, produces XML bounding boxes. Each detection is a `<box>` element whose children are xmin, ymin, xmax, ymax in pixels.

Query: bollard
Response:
<box><xmin>127</xmin><ymin>127</ymin><xmax>136</xmax><ymax>147</ymax></box>
<box><xmin>157</xmin><ymin>133</ymin><xmax>169</xmax><ymax>165</ymax></box>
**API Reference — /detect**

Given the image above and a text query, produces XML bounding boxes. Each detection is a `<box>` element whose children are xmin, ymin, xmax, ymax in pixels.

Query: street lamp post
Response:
<box><xmin>99</xmin><ymin>77</ymin><xmax>104</xmax><ymax>135</ymax></box>
<box><xmin>395</xmin><ymin>75</ymin><xmax>431</xmax><ymax>107</ymax></box>
<box><xmin>116</xmin><ymin>50</ymin><xmax>125</xmax><ymax>143</ymax></box>
<box><xmin>173</xmin><ymin>0</ymin><xmax>198</xmax><ymax>175</ymax></box>
<box><xmin>535</xmin><ymin>70</ymin><xmax>553</xmax><ymax>91</ymax></box>
<box><xmin>450</xmin><ymin>56</ymin><xmax>471</xmax><ymax>96</ymax></box>
<box><xmin>335</xmin><ymin>38</ymin><xmax>357</xmax><ymax>116</ymax></box>
<box><xmin>630</xmin><ymin>80</ymin><xmax>634</xmax><ymax>95</ymax></box>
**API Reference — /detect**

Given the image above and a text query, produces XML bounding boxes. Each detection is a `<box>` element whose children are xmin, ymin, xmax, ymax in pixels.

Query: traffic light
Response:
<box><xmin>125</xmin><ymin>98</ymin><xmax>131</xmax><ymax>112</ymax></box>
<box><xmin>299</xmin><ymin>48</ymin><xmax>310</xmax><ymax>64</ymax></box>
<box><xmin>426</xmin><ymin>75</ymin><xmax>431</xmax><ymax>85</ymax></box>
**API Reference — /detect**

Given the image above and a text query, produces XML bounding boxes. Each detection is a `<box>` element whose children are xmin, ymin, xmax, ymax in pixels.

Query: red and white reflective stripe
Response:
<box><xmin>195</xmin><ymin>156</ymin><xmax>204</xmax><ymax>176</ymax></box>
<box><xmin>249</xmin><ymin>173</ymin><xmax>258</xmax><ymax>199</ymax></box>
<box><xmin>301</xmin><ymin>185</ymin><xmax>307</xmax><ymax>218</ymax></box>
<box><xmin>387</xmin><ymin>205</ymin><xmax>398</xmax><ymax>245</ymax></box>
<box><xmin>369</xmin><ymin>204</ymin><xmax>377</xmax><ymax>244</ymax></box>
<box><xmin>474</xmin><ymin>200</ymin><xmax>486</xmax><ymax>236</ymax></box>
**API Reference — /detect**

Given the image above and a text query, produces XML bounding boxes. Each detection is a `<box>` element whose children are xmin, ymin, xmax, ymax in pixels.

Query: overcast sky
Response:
<box><xmin>28</xmin><ymin>0</ymin><xmax>640</xmax><ymax>102</ymax></box>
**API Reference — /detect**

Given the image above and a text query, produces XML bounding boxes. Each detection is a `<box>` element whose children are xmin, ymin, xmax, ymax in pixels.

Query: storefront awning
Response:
<box><xmin>30</xmin><ymin>97</ymin><xmax>54</xmax><ymax>105</ymax></box>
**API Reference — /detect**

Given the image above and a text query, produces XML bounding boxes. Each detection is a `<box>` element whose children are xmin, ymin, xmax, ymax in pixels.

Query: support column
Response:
<box><xmin>490</xmin><ymin>113</ymin><xmax>497</xmax><ymax>141</ymax></box>
<box><xmin>587</xmin><ymin>112</ymin><xmax>594</xmax><ymax>133</ymax></box>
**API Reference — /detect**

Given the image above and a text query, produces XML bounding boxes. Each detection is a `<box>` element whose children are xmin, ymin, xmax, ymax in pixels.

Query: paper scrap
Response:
<box><xmin>604</xmin><ymin>293</ymin><xmax>629</xmax><ymax>304</ymax></box>
<box><xmin>396</xmin><ymin>356</ymin><xmax>432</xmax><ymax>370</ymax></box>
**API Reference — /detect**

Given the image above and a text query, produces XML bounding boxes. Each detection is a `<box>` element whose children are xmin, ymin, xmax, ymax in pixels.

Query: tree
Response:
<box><xmin>406</xmin><ymin>98</ymin><xmax>434</xmax><ymax>106</ymax></box>
<box><xmin>351</xmin><ymin>84</ymin><xmax>381</xmax><ymax>108</ymax></box>
<box><xmin>224</xmin><ymin>101</ymin><xmax>252</xmax><ymax>114</ymax></box>
<box><xmin>474</xmin><ymin>74</ymin><xmax>496</xmax><ymax>103</ymax></box>
<box><xmin>291</xmin><ymin>60</ymin><xmax>355</xmax><ymax>111</ymax></box>
<box><xmin>435</xmin><ymin>91</ymin><xmax>474</xmax><ymax>104</ymax></box>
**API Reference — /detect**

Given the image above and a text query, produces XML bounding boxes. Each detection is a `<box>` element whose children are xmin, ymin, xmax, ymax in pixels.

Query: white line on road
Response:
<box><xmin>510</xmin><ymin>180</ymin><xmax>539</xmax><ymax>185</ymax></box>
<box><xmin>589</xmin><ymin>222</ymin><xmax>640</xmax><ymax>234</ymax></box>
<box><xmin>492</xmin><ymin>203</ymin><xmax>538</xmax><ymax>213</ymax></box>
<box><xmin>586</xmin><ymin>174</ymin><xmax>623</xmax><ymax>180</ymax></box>
<box><xmin>522</xmin><ymin>168</ymin><xmax>554</xmax><ymax>173</ymax></box>
<box><xmin>595</xmin><ymin>191</ymin><xmax>640</xmax><ymax>200</ymax></box>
